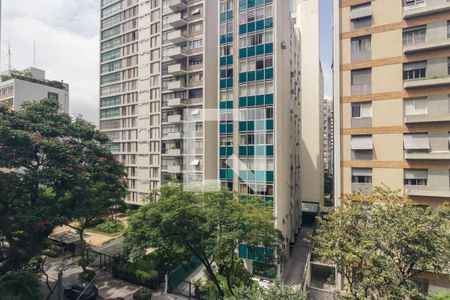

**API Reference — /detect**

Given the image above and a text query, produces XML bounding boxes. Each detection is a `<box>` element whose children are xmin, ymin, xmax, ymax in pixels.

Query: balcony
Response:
<box><xmin>168</xmin><ymin>0</ymin><xmax>188</xmax><ymax>12</ymax></box>
<box><xmin>351</xmin><ymin>84</ymin><xmax>371</xmax><ymax>96</ymax></box>
<box><xmin>404</xmin><ymin>76</ymin><xmax>450</xmax><ymax>90</ymax></box>
<box><xmin>167</xmin><ymin>30</ymin><xmax>188</xmax><ymax>44</ymax></box>
<box><xmin>165</xmin><ymin>148</ymin><xmax>182</xmax><ymax>156</ymax></box>
<box><xmin>168</xmin><ymin>13</ymin><xmax>187</xmax><ymax>28</ymax></box>
<box><xmin>167</xmin><ymin>114</ymin><xmax>183</xmax><ymax>123</ymax></box>
<box><xmin>405</xmin><ymin>151</ymin><xmax>450</xmax><ymax>160</ymax></box>
<box><xmin>165</xmin><ymin>131</ymin><xmax>183</xmax><ymax>140</ymax></box>
<box><xmin>163</xmin><ymin>164</ymin><xmax>182</xmax><ymax>173</ymax></box>
<box><xmin>404</xmin><ymin>114</ymin><xmax>450</xmax><ymax>124</ymax></box>
<box><xmin>351</xmin><ymin>51</ymin><xmax>372</xmax><ymax>63</ymax></box>
<box><xmin>168</xmin><ymin>64</ymin><xmax>187</xmax><ymax>75</ymax></box>
<box><xmin>167</xmin><ymin>80</ymin><xmax>187</xmax><ymax>91</ymax></box>
<box><xmin>167</xmin><ymin>47</ymin><xmax>187</xmax><ymax>60</ymax></box>
<box><xmin>404</xmin><ymin>40</ymin><xmax>450</xmax><ymax>55</ymax></box>
<box><xmin>167</xmin><ymin>98</ymin><xmax>186</xmax><ymax>107</ymax></box>
<box><xmin>404</xmin><ymin>186</ymin><xmax>450</xmax><ymax>198</ymax></box>
<box><xmin>351</xmin><ymin>183</ymin><xmax>372</xmax><ymax>194</ymax></box>
<box><xmin>403</xmin><ymin>1</ymin><xmax>450</xmax><ymax>19</ymax></box>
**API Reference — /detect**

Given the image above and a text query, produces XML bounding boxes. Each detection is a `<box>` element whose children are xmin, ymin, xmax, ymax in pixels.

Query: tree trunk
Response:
<box><xmin>201</xmin><ymin>258</ymin><xmax>224</xmax><ymax>299</ymax></box>
<box><xmin>226</xmin><ymin>242</ymin><xmax>236</xmax><ymax>295</ymax></box>
<box><xmin>78</xmin><ymin>228</ymin><xmax>87</xmax><ymax>273</ymax></box>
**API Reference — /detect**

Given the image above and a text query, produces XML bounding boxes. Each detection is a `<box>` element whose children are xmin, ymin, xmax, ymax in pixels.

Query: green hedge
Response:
<box><xmin>112</xmin><ymin>262</ymin><xmax>162</xmax><ymax>289</ymax></box>
<box><xmin>95</xmin><ymin>220</ymin><xmax>125</xmax><ymax>234</ymax></box>
<box><xmin>133</xmin><ymin>288</ymin><xmax>152</xmax><ymax>300</ymax></box>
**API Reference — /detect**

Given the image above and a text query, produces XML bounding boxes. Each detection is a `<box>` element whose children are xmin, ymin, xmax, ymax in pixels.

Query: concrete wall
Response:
<box><xmin>298</xmin><ymin>0</ymin><xmax>325</xmax><ymax>204</ymax></box>
<box><xmin>13</xmin><ymin>78</ymin><xmax>69</xmax><ymax>112</ymax></box>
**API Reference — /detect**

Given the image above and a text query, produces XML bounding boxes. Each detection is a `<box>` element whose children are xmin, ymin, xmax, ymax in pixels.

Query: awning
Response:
<box><xmin>404</xmin><ymin>133</ymin><xmax>430</xmax><ymax>150</ymax></box>
<box><xmin>404</xmin><ymin>169</ymin><xmax>427</xmax><ymax>180</ymax></box>
<box><xmin>352</xmin><ymin>168</ymin><xmax>372</xmax><ymax>177</ymax></box>
<box><xmin>351</xmin><ymin>135</ymin><xmax>373</xmax><ymax>150</ymax></box>
<box><xmin>351</xmin><ymin>4</ymin><xmax>372</xmax><ymax>19</ymax></box>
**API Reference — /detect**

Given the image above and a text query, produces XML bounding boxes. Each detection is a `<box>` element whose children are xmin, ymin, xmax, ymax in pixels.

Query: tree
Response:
<box><xmin>314</xmin><ymin>186</ymin><xmax>450</xmax><ymax>300</ymax></box>
<box><xmin>227</xmin><ymin>279</ymin><xmax>304</xmax><ymax>300</ymax></box>
<box><xmin>125</xmin><ymin>185</ymin><xmax>284</xmax><ymax>299</ymax></box>
<box><xmin>0</xmin><ymin>271</ymin><xmax>42</xmax><ymax>300</ymax></box>
<box><xmin>0</xmin><ymin>99</ymin><xmax>127</xmax><ymax>274</ymax></box>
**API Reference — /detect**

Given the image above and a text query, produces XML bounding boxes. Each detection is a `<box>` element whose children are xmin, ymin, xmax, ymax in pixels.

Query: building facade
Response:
<box><xmin>324</xmin><ymin>98</ymin><xmax>334</xmax><ymax>174</ymax></box>
<box><xmin>218</xmin><ymin>0</ymin><xmax>302</xmax><ymax>276</ymax></box>
<box><xmin>335</xmin><ymin>0</ymin><xmax>450</xmax><ymax>293</ymax></box>
<box><xmin>296</xmin><ymin>0</ymin><xmax>325</xmax><ymax>206</ymax></box>
<box><xmin>99</xmin><ymin>0</ymin><xmax>303</xmax><ymax>277</ymax></box>
<box><xmin>99</xmin><ymin>0</ymin><xmax>219</xmax><ymax>204</ymax></box>
<box><xmin>0</xmin><ymin>67</ymin><xmax>69</xmax><ymax>112</ymax></box>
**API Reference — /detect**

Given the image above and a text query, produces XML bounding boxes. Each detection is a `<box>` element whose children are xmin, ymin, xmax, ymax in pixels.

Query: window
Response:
<box><xmin>404</xmin><ymin>98</ymin><xmax>427</xmax><ymax>115</ymax></box>
<box><xmin>403</xmin><ymin>61</ymin><xmax>426</xmax><ymax>80</ymax></box>
<box><xmin>448</xmin><ymin>21</ymin><xmax>450</xmax><ymax>39</ymax></box>
<box><xmin>351</xmin><ymin>35</ymin><xmax>371</xmax><ymax>62</ymax></box>
<box><xmin>448</xmin><ymin>57</ymin><xmax>450</xmax><ymax>75</ymax></box>
<box><xmin>403</xmin><ymin>26</ymin><xmax>426</xmax><ymax>45</ymax></box>
<box><xmin>351</xmin><ymin>68</ymin><xmax>372</xmax><ymax>95</ymax></box>
<box><xmin>350</xmin><ymin>3</ymin><xmax>372</xmax><ymax>30</ymax></box>
<box><xmin>404</xmin><ymin>169</ymin><xmax>428</xmax><ymax>186</ymax></box>
<box><xmin>403</xmin><ymin>133</ymin><xmax>430</xmax><ymax>151</ymax></box>
<box><xmin>352</xmin><ymin>168</ymin><xmax>372</xmax><ymax>183</ymax></box>
<box><xmin>48</xmin><ymin>92</ymin><xmax>59</xmax><ymax>100</ymax></box>
<box><xmin>351</xmin><ymin>102</ymin><xmax>372</xmax><ymax>118</ymax></box>
<box><xmin>351</xmin><ymin>135</ymin><xmax>373</xmax><ymax>150</ymax></box>
<box><xmin>404</xmin><ymin>0</ymin><xmax>425</xmax><ymax>8</ymax></box>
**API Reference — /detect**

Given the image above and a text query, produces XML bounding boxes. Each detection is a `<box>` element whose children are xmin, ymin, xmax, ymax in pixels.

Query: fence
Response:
<box><xmin>168</xmin><ymin>256</ymin><xmax>203</xmax><ymax>298</ymax></box>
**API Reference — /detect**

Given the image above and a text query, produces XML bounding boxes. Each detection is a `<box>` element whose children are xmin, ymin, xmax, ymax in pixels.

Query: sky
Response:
<box><xmin>1</xmin><ymin>0</ymin><xmax>333</xmax><ymax>125</ymax></box>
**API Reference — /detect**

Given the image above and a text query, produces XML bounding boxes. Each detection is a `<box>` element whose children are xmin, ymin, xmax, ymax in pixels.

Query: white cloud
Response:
<box><xmin>1</xmin><ymin>0</ymin><xmax>100</xmax><ymax>124</ymax></box>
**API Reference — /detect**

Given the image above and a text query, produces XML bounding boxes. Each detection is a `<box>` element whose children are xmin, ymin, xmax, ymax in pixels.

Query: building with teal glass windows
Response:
<box><xmin>219</xmin><ymin>0</ymin><xmax>302</xmax><ymax>277</ymax></box>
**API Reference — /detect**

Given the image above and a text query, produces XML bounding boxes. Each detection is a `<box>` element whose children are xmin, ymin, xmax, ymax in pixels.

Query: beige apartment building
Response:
<box><xmin>295</xmin><ymin>0</ymin><xmax>325</xmax><ymax>207</ymax></box>
<box><xmin>99</xmin><ymin>0</ymin><xmax>304</xmax><ymax>277</ymax></box>
<box><xmin>335</xmin><ymin>0</ymin><xmax>450</xmax><ymax>293</ymax></box>
<box><xmin>99</xmin><ymin>0</ymin><xmax>218</xmax><ymax>204</ymax></box>
<box><xmin>0</xmin><ymin>67</ymin><xmax>69</xmax><ymax>112</ymax></box>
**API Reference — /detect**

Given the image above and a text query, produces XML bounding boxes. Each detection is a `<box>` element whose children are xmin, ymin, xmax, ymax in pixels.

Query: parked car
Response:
<box><xmin>64</xmin><ymin>283</ymin><xmax>98</xmax><ymax>300</ymax></box>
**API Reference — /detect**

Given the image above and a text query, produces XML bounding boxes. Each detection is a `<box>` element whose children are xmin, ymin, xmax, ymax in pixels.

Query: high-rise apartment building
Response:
<box><xmin>219</xmin><ymin>0</ymin><xmax>302</xmax><ymax>276</ymax></box>
<box><xmin>295</xmin><ymin>0</ymin><xmax>325</xmax><ymax>206</ymax></box>
<box><xmin>335</xmin><ymin>0</ymin><xmax>450</xmax><ymax>292</ymax></box>
<box><xmin>99</xmin><ymin>0</ymin><xmax>218</xmax><ymax>205</ymax></box>
<box><xmin>324</xmin><ymin>98</ymin><xmax>334</xmax><ymax>173</ymax></box>
<box><xmin>0</xmin><ymin>67</ymin><xmax>69</xmax><ymax>112</ymax></box>
<box><xmin>99</xmin><ymin>0</ymin><xmax>303</xmax><ymax>277</ymax></box>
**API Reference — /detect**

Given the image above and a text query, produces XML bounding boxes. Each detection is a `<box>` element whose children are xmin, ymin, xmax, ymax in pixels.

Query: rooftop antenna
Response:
<box><xmin>33</xmin><ymin>40</ymin><xmax>36</xmax><ymax>67</ymax></box>
<box><xmin>7</xmin><ymin>40</ymin><xmax>11</xmax><ymax>71</ymax></box>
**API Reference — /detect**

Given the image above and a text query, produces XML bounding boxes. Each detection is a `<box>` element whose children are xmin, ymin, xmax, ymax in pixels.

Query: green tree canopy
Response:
<box><xmin>314</xmin><ymin>186</ymin><xmax>450</xmax><ymax>300</ymax></box>
<box><xmin>0</xmin><ymin>99</ymin><xmax>127</xmax><ymax>274</ymax></box>
<box><xmin>125</xmin><ymin>185</ymin><xmax>284</xmax><ymax>299</ymax></box>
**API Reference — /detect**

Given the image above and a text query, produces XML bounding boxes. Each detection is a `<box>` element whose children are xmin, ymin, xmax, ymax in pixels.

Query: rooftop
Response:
<box><xmin>0</xmin><ymin>67</ymin><xmax>68</xmax><ymax>91</ymax></box>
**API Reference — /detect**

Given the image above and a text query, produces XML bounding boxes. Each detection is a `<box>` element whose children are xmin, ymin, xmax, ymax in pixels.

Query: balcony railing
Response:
<box><xmin>404</xmin><ymin>39</ymin><xmax>450</xmax><ymax>54</ymax></box>
<box><xmin>351</xmin><ymin>183</ymin><xmax>372</xmax><ymax>194</ymax></box>
<box><xmin>168</xmin><ymin>64</ymin><xmax>187</xmax><ymax>75</ymax></box>
<box><xmin>168</xmin><ymin>13</ymin><xmax>188</xmax><ymax>28</ymax></box>
<box><xmin>168</xmin><ymin>0</ymin><xmax>188</xmax><ymax>12</ymax></box>
<box><xmin>404</xmin><ymin>76</ymin><xmax>450</xmax><ymax>90</ymax></box>
<box><xmin>167</xmin><ymin>47</ymin><xmax>188</xmax><ymax>60</ymax></box>
<box><xmin>403</xmin><ymin>0</ymin><xmax>450</xmax><ymax>19</ymax></box>
<box><xmin>167</xmin><ymin>30</ymin><xmax>188</xmax><ymax>44</ymax></box>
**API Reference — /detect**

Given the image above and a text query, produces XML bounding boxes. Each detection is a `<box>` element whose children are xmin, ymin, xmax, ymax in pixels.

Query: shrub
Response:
<box><xmin>79</xmin><ymin>270</ymin><xmax>96</xmax><ymax>283</ymax></box>
<box><xmin>112</xmin><ymin>262</ymin><xmax>162</xmax><ymax>289</ymax></box>
<box><xmin>95</xmin><ymin>220</ymin><xmax>125</xmax><ymax>234</ymax></box>
<box><xmin>133</xmin><ymin>288</ymin><xmax>152</xmax><ymax>300</ymax></box>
